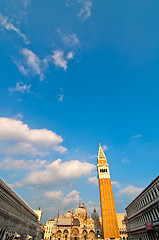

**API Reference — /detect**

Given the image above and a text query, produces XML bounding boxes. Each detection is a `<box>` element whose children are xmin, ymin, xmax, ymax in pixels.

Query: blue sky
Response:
<box><xmin>0</xmin><ymin>0</ymin><xmax>159</xmax><ymax>224</ymax></box>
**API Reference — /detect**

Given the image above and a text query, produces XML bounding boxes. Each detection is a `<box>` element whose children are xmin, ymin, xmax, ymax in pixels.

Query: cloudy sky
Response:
<box><xmin>0</xmin><ymin>0</ymin><xmax>159</xmax><ymax>224</ymax></box>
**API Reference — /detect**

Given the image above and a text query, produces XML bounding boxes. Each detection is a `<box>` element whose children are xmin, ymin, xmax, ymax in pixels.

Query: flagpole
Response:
<box><xmin>86</xmin><ymin>210</ymin><xmax>87</xmax><ymax>240</ymax></box>
<box><xmin>56</xmin><ymin>208</ymin><xmax>59</xmax><ymax>240</ymax></box>
<box><xmin>70</xmin><ymin>208</ymin><xmax>73</xmax><ymax>240</ymax></box>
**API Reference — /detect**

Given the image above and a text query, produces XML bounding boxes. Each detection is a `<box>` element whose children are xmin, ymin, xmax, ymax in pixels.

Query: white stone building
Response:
<box><xmin>125</xmin><ymin>175</ymin><xmax>159</xmax><ymax>240</ymax></box>
<box><xmin>116</xmin><ymin>213</ymin><xmax>128</xmax><ymax>240</ymax></box>
<box><xmin>34</xmin><ymin>208</ymin><xmax>43</xmax><ymax>222</ymax></box>
<box><xmin>44</xmin><ymin>219</ymin><xmax>56</xmax><ymax>240</ymax></box>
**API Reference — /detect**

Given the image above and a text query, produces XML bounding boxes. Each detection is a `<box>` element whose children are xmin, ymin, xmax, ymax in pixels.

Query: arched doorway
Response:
<box><xmin>72</xmin><ymin>228</ymin><xmax>79</xmax><ymax>240</ymax></box>
<box><xmin>89</xmin><ymin>230</ymin><xmax>95</xmax><ymax>240</ymax></box>
<box><xmin>56</xmin><ymin>230</ymin><xmax>62</xmax><ymax>240</ymax></box>
<box><xmin>51</xmin><ymin>233</ymin><xmax>55</xmax><ymax>240</ymax></box>
<box><xmin>82</xmin><ymin>230</ymin><xmax>87</xmax><ymax>240</ymax></box>
<box><xmin>63</xmin><ymin>230</ymin><xmax>69</xmax><ymax>240</ymax></box>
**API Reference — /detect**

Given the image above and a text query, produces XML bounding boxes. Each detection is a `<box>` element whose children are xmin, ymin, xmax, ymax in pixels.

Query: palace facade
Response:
<box><xmin>125</xmin><ymin>175</ymin><xmax>159</xmax><ymax>240</ymax></box>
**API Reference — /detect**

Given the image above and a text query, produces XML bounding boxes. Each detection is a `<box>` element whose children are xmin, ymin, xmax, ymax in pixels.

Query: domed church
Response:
<box><xmin>44</xmin><ymin>203</ymin><xmax>102</xmax><ymax>240</ymax></box>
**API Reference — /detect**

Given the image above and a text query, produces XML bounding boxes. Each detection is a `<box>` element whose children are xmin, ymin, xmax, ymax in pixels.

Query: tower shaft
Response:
<box><xmin>97</xmin><ymin>144</ymin><xmax>120</xmax><ymax>240</ymax></box>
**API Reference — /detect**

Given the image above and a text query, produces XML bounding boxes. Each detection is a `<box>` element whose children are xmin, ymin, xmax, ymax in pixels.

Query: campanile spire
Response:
<box><xmin>97</xmin><ymin>144</ymin><xmax>120</xmax><ymax>240</ymax></box>
<box><xmin>98</xmin><ymin>143</ymin><xmax>107</xmax><ymax>162</ymax></box>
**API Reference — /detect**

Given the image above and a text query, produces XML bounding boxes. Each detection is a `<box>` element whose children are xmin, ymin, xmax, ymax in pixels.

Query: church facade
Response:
<box><xmin>44</xmin><ymin>203</ymin><xmax>102</xmax><ymax>240</ymax></box>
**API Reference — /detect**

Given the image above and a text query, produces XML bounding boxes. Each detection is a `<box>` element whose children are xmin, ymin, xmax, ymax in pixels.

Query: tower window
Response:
<box><xmin>106</xmin><ymin>169</ymin><xmax>107</xmax><ymax>172</ymax></box>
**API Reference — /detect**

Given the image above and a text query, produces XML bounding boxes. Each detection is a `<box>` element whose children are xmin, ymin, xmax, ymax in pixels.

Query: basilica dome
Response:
<box><xmin>75</xmin><ymin>203</ymin><xmax>87</xmax><ymax>218</ymax></box>
<box><xmin>65</xmin><ymin>209</ymin><xmax>72</xmax><ymax>218</ymax></box>
<box><xmin>91</xmin><ymin>207</ymin><xmax>99</xmax><ymax>220</ymax></box>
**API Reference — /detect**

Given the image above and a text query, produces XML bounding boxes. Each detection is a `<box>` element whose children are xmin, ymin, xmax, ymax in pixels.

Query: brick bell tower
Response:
<box><xmin>97</xmin><ymin>143</ymin><xmax>120</xmax><ymax>240</ymax></box>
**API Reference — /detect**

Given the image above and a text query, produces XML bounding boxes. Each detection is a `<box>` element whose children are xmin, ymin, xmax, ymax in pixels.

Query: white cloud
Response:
<box><xmin>63</xmin><ymin>34</ymin><xmax>79</xmax><ymax>46</ymax></box>
<box><xmin>58</xmin><ymin>88</ymin><xmax>64</xmax><ymax>102</ymax></box>
<box><xmin>0</xmin><ymin>157</ymin><xmax>47</xmax><ymax>170</ymax></box>
<box><xmin>44</xmin><ymin>206</ymin><xmax>57</xmax><ymax>214</ymax></box>
<box><xmin>75</xmin><ymin>148</ymin><xmax>79</xmax><ymax>153</ymax></box>
<box><xmin>15</xmin><ymin>48</ymin><xmax>45</xmax><ymax>80</ymax></box>
<box><xmin>131</xmin><ymin>134</ymin><xmax>142</xmax><ymax>139</ymax></box>
<box><xmin>111</xmin><ymin>181</ymin><xmax>120</xmax><ymax>188</ymax></box>
<box><xmin>52</xmin><ymin>50</ymin><xmax>67</xmax><ymax>70</ymax></box>
<box><xmin>44</xmin><ymin>190</ymin><xmax>80</xmax><ymax>211</ymax></box>
<box><xmin>51</xmin><ymin>50</ymin><xmax>74</xmax><ymax>71</ymax></box>
<box><xmin>23</xmin><ymin>0</ymin><xmax>31</xmax><ymax>7</ymax></box>
<box><xmin>102</xmin><ymin>145</ymin><xmax>108</xmax><ymax>151</ymax></box>
<box><xmin>87</xmin><ymin>176</ymin><xmax>98</xmax><ymax>185</ymax></box>
<box><xmin>0</xmin><ymin>142</ymin><xmax>46</xmax><ymax>157</ymax></box>
<box><xmin>22</xmin><ymin>48</ymin><xmax>41</xmax><ymax>74</ymax></box>
<box><xmin>15</xmin><ymin>48</ymin><xmax>74</xmax><ymax>79</ymax></box>
<box><xmin>62</xmin><ymin>190</ymin><xmax>80</xmax><ymax>206</ymax></box>
<box><xmin>85</xmin><ymin>201</ymin><xmax>100</xmax><ymax>214</ymax></box>
<box><xmin>122</xmin><ymin>158</ymin><xmax>129</xmax><ymax>163</ymax></box>
<box><xmin>22</xmin><ymin>48</ymin><xmax>44</xmax><ymax>80</ymax></box>
<box><xmin>58</xmin><ymin>94</ymin><xmax>64</xmax><ymax>102</ymax></box>
<box><xmin>45</xmin><ymin>191</ymin><xmax>64</xmax><ymax>200</ymax></box>
<box><xmin>78</xmin><ymin>0</ymin><xmax>92</xmax><ymax>19</ymax></box>
<box><xmin>14</xmin><ymin>112</ymin><xmax>23</xmax><ymax>120</ymax></box>
<box><xmin>65</xmin><ymin>0</ymin><xmax>69</xmax><ymax>7</ymax></box>
<box><xmin>14</xmin><ymin>62</ymin><xmax>28</xmax><ymax>75</ymax></box>
<box><xmin>67</xmin><ymin>51</ymin><xmax>75</xmax><ymax>59</ymax></box>
<box><xmin>16</xmin><ymin>158</ymin><xmax>96</xmax><ymax>187</ymax></box>
<box><xmin>9</xmin><ymin>81</ymin><xmax>31</xmax><ymax>94</ymax></box>
<box><xmin>119</xmin><ymin>185</ymin><xmax>143</xmax><ymax>196</ymax></box>
<box><xmin>58</xmin><ymin>30</ymin><xmax>79</xmax><ymax>47</ymax></box>
<box><xmin>0</xmin><ymin>12</ymin><xmax>29</xmax><ymax>44</ymax></box>
<box><xmin>89</xmin><ymin>154</ymin><xmax>97</xmax><ymax>159</ymax></box>
<box><xmin>0</xmin><ymin>117</ymin><xmax>67</xmax><ymax>156</ymax></box>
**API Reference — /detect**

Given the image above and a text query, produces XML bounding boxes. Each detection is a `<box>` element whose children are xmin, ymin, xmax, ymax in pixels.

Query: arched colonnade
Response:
<box><xmin>52</xmin><ymin>228</ymin><xmax>95</xmax><ymax>240</ymax></box>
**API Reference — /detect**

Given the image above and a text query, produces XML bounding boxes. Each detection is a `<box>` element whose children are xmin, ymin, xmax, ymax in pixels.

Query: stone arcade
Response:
<box><xmin>0</xmin><ymin>178</ymin><xmax>41</xmax><ymax>240</ymax></box>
